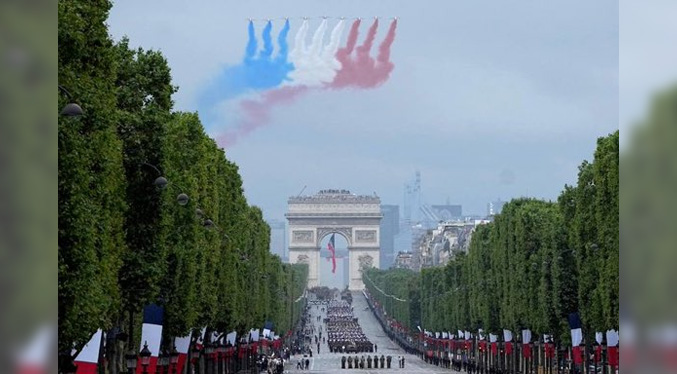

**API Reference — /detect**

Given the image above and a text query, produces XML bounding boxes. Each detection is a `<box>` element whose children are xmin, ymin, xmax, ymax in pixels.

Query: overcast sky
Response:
<box><xmin>108</xmin><ymin>0</ymin><xmax>620</xmax><ymax>220</ymax></box>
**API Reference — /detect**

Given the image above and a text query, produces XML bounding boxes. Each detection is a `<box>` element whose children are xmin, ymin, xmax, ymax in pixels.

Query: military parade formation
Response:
<box><xmin>325</xmin><ymin>300</ymin><xmax>374</xmax><ymax>354</ymax></box>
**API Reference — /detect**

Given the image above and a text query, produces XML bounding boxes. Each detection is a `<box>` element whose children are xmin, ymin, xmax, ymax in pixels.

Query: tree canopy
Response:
<box><xmin>366</xmin><ymin>131</ymin><xmax>618</xmax><ymax>344</ymax></box>
<box><xmin>58</xmin><ymin>1</ymin><xmax>308</xmax><ymax>371</ymax></box>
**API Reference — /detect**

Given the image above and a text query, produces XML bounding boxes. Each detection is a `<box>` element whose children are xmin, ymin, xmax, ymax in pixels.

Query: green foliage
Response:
<box><xmin>58</xmin><ymin>0</ymin><xmax>127</xmax><ymax>353</ymax></box>
<box><xmin>369</xmin><ymin>133</ymin><xmax>618</xmax><ymax>345</ymax></box>
<box><xmin>58</xmin><ymin>0</ymin><xmax>311</xmax><ymax>365</ymax></box>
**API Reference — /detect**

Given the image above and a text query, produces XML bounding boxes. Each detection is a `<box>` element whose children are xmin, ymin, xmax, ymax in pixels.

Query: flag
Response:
<box><xmin>328</xmin><ymin>234</ymin><xmax>337</xmax><ymax>273</ymax></box>
<box><xmin>250</xmin><ymin>329</ymin><xmax>260</xmax><ymax>342</ymax></box>
<box><xmin>489</xmin><ymin>334</ymin><xmax>498</xmax><ymax>356</ymax></box>
<box><xmin>568</xmin><ymin>313</ymin><xmax>583</xmax><ymax>364</ymax></box>
<box><xmin>226</xmin><ymin>331</ymin><xmax>237</xmax><ymax>345</ymax></box>
<box><xmin>138</xmin><ymin>304</ymin><xmax>163</xmax><ymax>374</ymax></box>
<box><xmin>522</xmin><ymin>329</ymin><xmax>532</xmax><ymax>358</ymax></box>
<box><xmin>16</xmin><ymin>326</ymin><xmax>54</xmax><ymax>374</ymax></box>
<box><xmin>74</xmin><ymin>329</ymin><xmax>103</xmax><ymax>374</ymax></box>
<box><xmin>606</xmin><ymin>329</ymin><xmax>619</xmax><ymax>368</ymax></box>
<box><xmin>174</xmin><ymin>335</ymin><xmax>191</xmax><ymax>374</ymax></box>
<box><xmin>503</xmin><ymin>330</ymin><xmax>513</xmax><ymax>355</ymax></box>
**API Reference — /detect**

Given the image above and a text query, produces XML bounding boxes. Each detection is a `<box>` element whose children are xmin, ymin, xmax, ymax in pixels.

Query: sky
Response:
<box><xmin>108</xmin><ymin>0</ymin><xmax>619</xmax><ymax>220</ymax></box>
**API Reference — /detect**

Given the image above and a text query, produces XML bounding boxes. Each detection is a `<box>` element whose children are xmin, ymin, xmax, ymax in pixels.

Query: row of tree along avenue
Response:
<box><xmin>364</xmin><ymin>131</ymin><xmax>619</xmax><ymax>372</ymax></box>
<box><xmin>58</xmin><ymin>1</ymin><xmax>308</xmax><ymax>373</ymax></box>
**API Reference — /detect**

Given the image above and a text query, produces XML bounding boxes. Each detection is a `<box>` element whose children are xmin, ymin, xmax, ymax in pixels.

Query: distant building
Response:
<box><xmin>430</xmin><ymin>205</ymin><xmax>463</xmax><ymax>220</ymax></box>
<box><xmin>380</xmin><ymin>205</ymin><xmax>400</xmax><ymax>269</ymax></box>
<box><xmin>267</xmin><ymin>219</ymin><xmax>287</xmax><ymax>261</ymax></box>
<box><xmin>487</xmin><ymin>199</ymin><xmax>506</xmax><ymax>216</ymax></box>
<box><xmin>417</xmin><ymin>220</ymin><xmax>480</xmax><ymax>269</ymax></box>
<box><xmin>394</xmin><ymin>251</ymin><xmax>414</xmax><ymax>270</ymax></box>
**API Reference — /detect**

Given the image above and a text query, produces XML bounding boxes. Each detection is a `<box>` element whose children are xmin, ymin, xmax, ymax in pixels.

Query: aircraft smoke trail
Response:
<box><xmin>214</xmin><ymin>18</ymin><xmax>398</xmax><ymax>147</ymax></box>
<box><xmin>289</xmin><ymin>19</ymin><xmax>329</xmax><ymax>86</ymax></box>
<box><xmin>330</xmin><ymin>19</ymin><xmax>397</xmax><ymax>89</ymax></box>
<box><xmin>335</xmin><ymin>19</ymin><xmax>361</xmax><ymax>65</ymax></box>
<box><xmin>199</xmin><ymin>20</ymin><xmax>293</xmax><ymax>129</ymax></box>
<box><xmin>259</xmin><ymin>21</ymin><xmax>273</xmax><ymax>59</ymax></box>
<box><xmin>216</xmin><ymin>85</ymin><xmax>308</xmax><ymax>147</ymax></box>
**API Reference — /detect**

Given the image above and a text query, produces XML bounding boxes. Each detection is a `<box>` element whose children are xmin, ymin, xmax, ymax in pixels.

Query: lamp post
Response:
<box><xmin>205</xmin><ymin>342</ymin><xmax>215</xmax><ymax>374</ymax></box>
<box><xmin>125</xmin><ymin>351</ymin><xmax>138</xmax><ymax>374</ymax></box>
<box><xmin>217</xmin><ymin>342</ymin><xmax>225</xmax><ymax>374</ymax></box>
<box><xmin>140</xmin><ymin>342</ymin><xmax>152</xmax><ymax>374</ymax></box>
<box><xmin>190</xmin><ymin>345</ymin><xmax>201</xmax><ymax>374</ymax></box>
<box><xmin>157</xmin><ymin>350</ymin><xmax>167</xmax><ymax>374</ymax></box>
<box><xmin>169</xmin><ymin>346</ymin><xmax>179</xmax><ymax>374</ymax></box>
<box><xmin>58</xmin><ymin>85</ymin><xmax>84</xmax><ymax>117</ymax></box>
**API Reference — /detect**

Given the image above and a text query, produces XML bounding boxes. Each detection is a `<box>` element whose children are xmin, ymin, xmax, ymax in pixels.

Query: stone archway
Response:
<box><xmin>286</xmin><ymin>189</ymin><xmax>382</xmax><ymax>290</ymax></box>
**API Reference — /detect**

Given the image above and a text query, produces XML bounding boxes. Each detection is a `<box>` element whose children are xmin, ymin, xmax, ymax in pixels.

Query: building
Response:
<box><xmin>267</xmin><ymin>219</ymin><xmax>287</xmax><ymax>261</ymax></box>
<box><xmin>416</xmin><ymin>220</ymin><xmax>479</xmax><ymax>269</ymax></box>
<box><xmin>394</xmin><ymin>251</ymin><xmax>414</xmax><ymax>270</ymax></box>
<box><xmin>487</xmin><ymin>199</ymin><xmax>506</xmax><ymax>216</ymax></box>
<box><xmin>379</xmin><ymin>205</ymin><xmax>400</xmax><ymax>269</ymax></box>
<box><xmin>430</xmin><ymin>205</ymin><xmax>463</xmax><ymax>220</ymax></box>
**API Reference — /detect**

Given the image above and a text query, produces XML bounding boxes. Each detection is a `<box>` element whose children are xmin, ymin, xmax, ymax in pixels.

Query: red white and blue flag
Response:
<box><xmin>327</xmin><ymin>234</ymin><xmax>337</xmax><ymax>274</ymax></box>
<box><xmin>137</xmin><ymin>304</ymin><xmax>163</xmax><ymax>374</ymax></box>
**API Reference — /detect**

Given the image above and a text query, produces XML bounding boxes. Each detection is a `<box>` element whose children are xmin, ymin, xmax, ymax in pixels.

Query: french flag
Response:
<box><xmin>327</xmin><ymin>234</ymin><xmax>337</xmax><ymax>273</ymax></box>
<box><xmin>521</xmin><ymin>329</ymin><xmax>532</xmax><ymax>358</ymax></box>
<box><xmin>174</xmin><ymin>335</ymin><xmax>191</xmax><ymax>374</ymax></box>
<box><xmin>137</xmin><ymin>304</ymin><xmax>163</xmax><ymax>374</ymax></box>
<box><xmin>568</xmin><ymin>312</ymin><xmax>584</xmax><ymax>365</ymax></box>
<box><xmin>15</xmin><ymin>326</ymin><xmax>54</xmax><ymax>374</ymax></box>
<box><xmin>503</xmin><ymin>330</ymin><xmax>513</xmax><ymax>355</ymax></box>
<box><xmin>74</xmin><ymin>330</ymin><xmax>103</xmax><ymax>374</ymax></box>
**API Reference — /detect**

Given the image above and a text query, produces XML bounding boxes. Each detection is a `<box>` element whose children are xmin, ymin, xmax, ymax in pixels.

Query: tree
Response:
<box><xmin>58</xmin><ymin>0</ymin><xmax>127</xmax><ymax>356</ymax></box>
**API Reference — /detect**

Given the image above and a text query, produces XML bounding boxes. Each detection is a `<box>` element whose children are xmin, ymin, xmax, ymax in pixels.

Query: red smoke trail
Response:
<box><xmin>330</xmin><ymin>19</ymin><xmax>397</xmax><ymax>89</ymax></box>
<box><xmin>216</xmin><ymin>85</ymin><xmax>308</xmax><ymax>147</ymax></box>
<box><xmin>336</xmin><ymin>19</ymin><xmax>361</xmax><ymax>61</ymax></box>
<box><xmin>216</xmin><ymin>19</ymin><xmax>398</xmax><ymax>147</ymax></box>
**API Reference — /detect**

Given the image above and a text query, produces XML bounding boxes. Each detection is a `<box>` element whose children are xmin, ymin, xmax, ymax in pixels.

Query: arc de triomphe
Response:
<box><xmin>286</xmin><ymin>189</ymin><xmax>382</xmax><ymax>290</ymax></box>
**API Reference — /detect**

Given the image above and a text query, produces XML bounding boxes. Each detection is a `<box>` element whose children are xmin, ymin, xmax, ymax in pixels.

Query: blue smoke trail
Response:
<box><xmin>260</xmin><ymin>21</ymin><xmax>273</xmax><ymax>59</ymax></box>
<box><xmin>245</xmin><ymin>21</ymin><xmax>258</xmax><ymax>63</ymax></box>
<box><xmin>198</xmin><ymin>20</ymin><xmax>294</xmax><ymax>132</ymax></box>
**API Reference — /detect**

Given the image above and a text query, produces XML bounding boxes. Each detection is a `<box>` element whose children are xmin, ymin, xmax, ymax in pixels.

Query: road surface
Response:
<box><xmin>285</xmin><ymin>291</ymin><xmax>458</xmax><ymax>373</ymax></box>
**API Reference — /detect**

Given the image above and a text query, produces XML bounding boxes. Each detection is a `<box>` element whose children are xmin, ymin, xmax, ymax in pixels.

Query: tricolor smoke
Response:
<box><xmin>199</xmin><ymin>20</ymin><xmax>292</xmax><ymax>123</ymax></box>
<box><xmin>209</xmin><ymin>18</ymin><xmax>397</xmax><ymax>147</ymax></box>
<box><xmin>331</xmin><ymin>19</ymin><xmax>397</xmax><ymax>88</ymax></box>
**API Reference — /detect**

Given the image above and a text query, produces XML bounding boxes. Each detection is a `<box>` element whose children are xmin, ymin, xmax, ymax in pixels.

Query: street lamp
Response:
<box><xmin>140</xmin><ymin>342</ymin><xmax>152</xmax><ymax>374</ymax></box>
<box><xmin>157</xmin><ymin>350</ymin><xmax>168</xmax><ymax>374</ymax></box>
<box><xmin>217</xmin><ymin>343</ymin><xmax>226</xmax><ymax>374</ymax></box>
<box><xmin>177</xmin><ymin>193</ymin><xmax>189</xmax><ymax>206</ymax></box>
<box><xmin>169</xmin><ymin>346</ymin><xmax>179</xmax><ymax>374</ymax></box>
<box><xmin>58</xmin><ymin>85</ymin><xmax>84</xmax><ymax>117</ymax></box>
<box><xmin>205</xmin><ymin>342</ymin><xmax>215</xmax><ymax>374</ymax></box>
<box><xmin>125</xmin><ymin>351</ymin><xmax>138</xmax><ymax>374</ymax></box>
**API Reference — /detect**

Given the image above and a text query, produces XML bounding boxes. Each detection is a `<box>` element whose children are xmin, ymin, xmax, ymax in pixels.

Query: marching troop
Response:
<box><xmin>325</xmin><ymin>300</ymin><xmax>374</xmax><ymax>354</ymax></box>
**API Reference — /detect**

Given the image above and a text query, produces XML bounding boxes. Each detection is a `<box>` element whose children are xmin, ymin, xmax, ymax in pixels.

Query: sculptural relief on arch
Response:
<box><xmin>286</xmin><ymin>189</ymin><xmax>382</xmax><ymax>290</ymax></box>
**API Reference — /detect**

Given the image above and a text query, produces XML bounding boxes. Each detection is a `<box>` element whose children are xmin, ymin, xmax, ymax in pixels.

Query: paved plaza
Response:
<box><xmin>285</xmin><ymin>292</ymin><xmax>458</xmax><ymax>373</ymax></box>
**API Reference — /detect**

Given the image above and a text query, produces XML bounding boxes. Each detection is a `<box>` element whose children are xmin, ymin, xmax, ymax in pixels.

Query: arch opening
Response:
<box><xmin>318</xmin><ymin>232</ymin><xmax>349</xmax><ymax>290</ymax></box>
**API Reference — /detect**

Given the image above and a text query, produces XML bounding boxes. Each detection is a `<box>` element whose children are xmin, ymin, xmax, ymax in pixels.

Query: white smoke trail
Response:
<box><xmin>288</xmin><ymin>20</ymin><xmax>345</xmax><ymax>86</ymax></box>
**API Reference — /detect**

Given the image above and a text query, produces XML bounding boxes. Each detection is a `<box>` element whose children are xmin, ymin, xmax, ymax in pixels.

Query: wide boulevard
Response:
<box><xmin>285</xmin><ymin>291</ymin><xmax>459</xmax><ymax>373</ymax></box>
